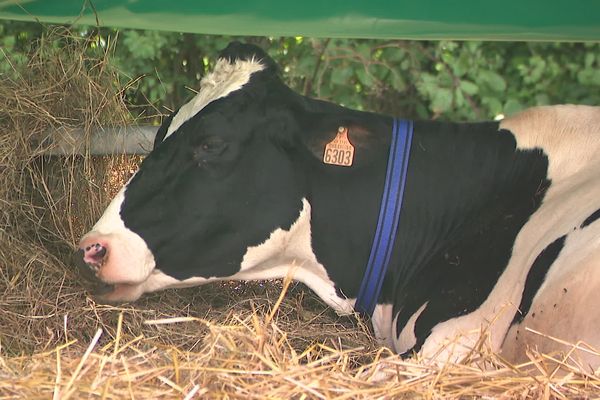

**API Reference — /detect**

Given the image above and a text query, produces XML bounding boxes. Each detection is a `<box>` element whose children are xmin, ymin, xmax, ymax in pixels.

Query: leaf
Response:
<box><xmin>527</xmin><ymin>56</ymin><xmax>546</xmax><ymax>83</ymax></box>
<box><xmin>330</xmin><ymin>66</ymin><xmax>352</xmax><ymax>86</ymax></box>
<box><xmin>295</xmin><ymin>56</ymin><xmax>316</xmax><ymax>77</ymax></box>
<box><xmin>535</xmin><ymin>93</ymin><xmax>550</xmax><ymax>105</ymax></box>
<box><xmin>356</xmin><ymin>43</ymin><xmax>371</xmax><ymax>60</ymax></box>
<box><xmin>592</xmin><ymin>69</ymin><xmax>600</xmax><ymax>86</ymax></box>
<box><xmin>480</xmin><ymin>71</ymin><xmax>506</xmax><ymax>93</ymax></box>
<box><xmin>382</xmin><ymin>47</ymin><xmax>405</xmax><ymax>63</ymax></box>
<box><xmin>2</xmin><ymin>35</ymin><xmax>15</xmax><ymax>48</ymax></box>
<box><xmin>417</xmin><ymin>73</ymin><xmax>438</xmax><ymax>95</ymax></box>
<box><xmin>482</xmin><ymin>97</ymin><xmax>503</xmax><ymax>116</ymax></box>
<box><xmin>577</xmin><ymin>68</ymin><xmax>600</xmax><ymax>86</ymax></box>
<box><xmin>454</xmin><ymin>87</ymin><xmax>465</xmax><ymax>107</ymax></box>
<box><xmin>503</xmin><ymin>98</ymin><xmax>524</xmax><ymax>115</ymax></box>
<box><xmin>355</xmin><ymin>68</ymin><xmax>375</xmax><ymax>87</ymax></box>
<box><xmin>459</xmin><ymin>80</ymin><xmax>479</xmax><ymax>95</ymax></box>
<box><xmin>437</xmin><ymin>70</ymin><xmax>454</xmax><ymax>87</ymax></box>
<box><xmin>584</xmin><ymin>52</ymin><xmax>595</xmax><ymax>68</ymax></box>
<box><xmin>451</xmin><ymin>53</ymin><xmax>470</xmax><ymax>77</ymax></box>
<box><xmin>391</xmin><ymin>72</ymin><xmax>406</xmax><ymax>92</ymax></box>
<box><xmin>431</xmin><ymin>88</ymin><xmax>453</xmax><ymax>113</ymax></box>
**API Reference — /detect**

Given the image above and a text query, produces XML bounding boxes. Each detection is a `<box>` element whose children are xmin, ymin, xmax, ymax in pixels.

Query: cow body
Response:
<box><xmin>77</xmin><ymin>42</ymin><xmax>600</xmax><ymax>367</ymax></box>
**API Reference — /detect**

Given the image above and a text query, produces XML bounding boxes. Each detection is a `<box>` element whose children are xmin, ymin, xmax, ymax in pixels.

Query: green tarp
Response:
<box><xmin>0</xmin><ymin>0</ymin><xmax>598</xmax><ymax>41</ymax></box>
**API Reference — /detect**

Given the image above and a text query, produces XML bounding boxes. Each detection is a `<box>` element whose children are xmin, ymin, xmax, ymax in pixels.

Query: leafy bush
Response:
<box><xmin>1</xmin><ymin>21</ymin><xmax>598</xmax><ymax>122</ymax></box>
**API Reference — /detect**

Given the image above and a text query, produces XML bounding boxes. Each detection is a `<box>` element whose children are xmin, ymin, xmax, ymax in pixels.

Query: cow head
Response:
<box><xmin>76</xmin><ymin>42</ymin><xmax>358</xmax><ymax>305</ymax></box>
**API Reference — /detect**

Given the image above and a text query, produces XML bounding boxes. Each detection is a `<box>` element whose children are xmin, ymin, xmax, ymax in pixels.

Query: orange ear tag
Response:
<box><xmin>323</xmin><ymin>126</ymin><xmax>355</xmax><ymax>167</ymax></box>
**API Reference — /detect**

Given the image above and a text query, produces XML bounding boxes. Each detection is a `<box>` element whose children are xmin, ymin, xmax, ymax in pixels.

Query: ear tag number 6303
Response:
<box><xmin>323</xmin><ymin>126</ymin><xmax>355</xmax><ymax>167</ymax></box>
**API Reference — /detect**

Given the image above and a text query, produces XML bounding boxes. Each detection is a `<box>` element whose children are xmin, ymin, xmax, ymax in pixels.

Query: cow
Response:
<box><xmin>76</xmin><ymin>41</ymin><xmax>600</xmax><ymax>368</ymax></box>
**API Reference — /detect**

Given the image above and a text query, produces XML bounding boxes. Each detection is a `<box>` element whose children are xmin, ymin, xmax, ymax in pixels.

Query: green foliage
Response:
<box><xmin>1</xmin><ymin>20</ymin><xmax>598</xmax><ymax>122</ymax></box>
<box><xmin>0</xmin><ymin>21</ymin><xmax>39</xmax><ymax>74</ymax></box>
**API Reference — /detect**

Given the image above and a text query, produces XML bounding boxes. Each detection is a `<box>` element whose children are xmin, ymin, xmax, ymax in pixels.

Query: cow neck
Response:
<box><xmin>297</xmin><ymin>110</ymin><xmax>399</xmax><ymax>305</ymax></box>
<box><xmin>390</xmin><ymin>121</ymin><xmax>549</xmax><ymax>298</ymax></box>
<box><xmin>355</xmin><ymin>119</ymin><xmax>414</xmax><ymax>317</ymax></box>
<box><xmin>304</xmin><ymin>117</ymin><xmax>538</xmax><ymax>308</ymax></box>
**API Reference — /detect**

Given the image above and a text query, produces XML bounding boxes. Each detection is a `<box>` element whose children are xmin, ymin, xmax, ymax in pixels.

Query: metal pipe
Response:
<box><xmin>43</xmin><ymin>125</ymin><xmax>158</xmax><ymax>155</ymax></box>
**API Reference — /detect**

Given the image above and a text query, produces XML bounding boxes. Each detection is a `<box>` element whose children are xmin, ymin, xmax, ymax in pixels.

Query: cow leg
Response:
<box><xmin>501</xmin><ymin>247</ymin><xmax>600</xmax><ymax>371</ymax></box>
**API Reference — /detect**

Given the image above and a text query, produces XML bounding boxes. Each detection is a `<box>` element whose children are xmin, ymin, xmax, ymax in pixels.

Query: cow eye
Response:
<box><xmin>193</xmin><ymin>136</ymin><xmax>228</xmax><ymax>167</ymax></box>
<box><xmin>198</xmin><ymin>137</ymin><xmax>227</xmax><ymax>154</ymax></box>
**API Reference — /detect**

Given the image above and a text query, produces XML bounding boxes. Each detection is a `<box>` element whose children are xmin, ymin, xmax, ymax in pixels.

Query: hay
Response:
<box><xmin>1</xmin><ymin>26</ymin><xmax>599</xmax><ymax>398</ymax></box>
<box><xmin>2</xmin><ymin>281</ymin><xmax>600</xmax><ymax>400</ymax></box>
<box><xmin>0</xmin><ymin>25</ymin><xmax>139</xmax><ymax>357</ymax></box>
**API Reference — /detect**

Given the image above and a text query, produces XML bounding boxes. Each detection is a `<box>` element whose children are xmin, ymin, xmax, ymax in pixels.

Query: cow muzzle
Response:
<box><xmin>72</xmin><ymin>247</ymin><xmax>115</xmax><ymax>295</ymax></box>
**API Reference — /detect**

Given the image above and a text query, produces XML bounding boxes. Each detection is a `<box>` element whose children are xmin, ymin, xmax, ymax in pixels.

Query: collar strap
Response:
<box><xmin>355</xmin><ymin>118</ymin><xmax>414</xmax><ymax>317</ymax></box>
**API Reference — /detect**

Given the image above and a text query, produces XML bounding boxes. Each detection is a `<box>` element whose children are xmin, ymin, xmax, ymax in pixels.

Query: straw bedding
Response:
<box><xmin>1</xmin><ymin>28</ymin><xmax>599</xmax><ymax>399</ymax></box>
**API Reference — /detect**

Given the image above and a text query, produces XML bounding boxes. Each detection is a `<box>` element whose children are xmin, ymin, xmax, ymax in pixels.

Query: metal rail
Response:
<box><xmin>43</xmin><ymin>126</ymin><xmax>158</xmax><ymax>156</ymax></box>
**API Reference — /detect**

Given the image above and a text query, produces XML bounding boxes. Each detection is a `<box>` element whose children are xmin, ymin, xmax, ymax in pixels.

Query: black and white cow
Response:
<box><xmin>76</xmin><ymin>42</ymin><xmax>600</xmax><ymax>367</ymax></box>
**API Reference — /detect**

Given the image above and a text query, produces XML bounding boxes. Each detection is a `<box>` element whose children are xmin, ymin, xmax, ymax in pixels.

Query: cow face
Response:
<box><xmin>77</xmin><ymin>42</ymin><xmax>310</xmax><ymax>302</ymax></box>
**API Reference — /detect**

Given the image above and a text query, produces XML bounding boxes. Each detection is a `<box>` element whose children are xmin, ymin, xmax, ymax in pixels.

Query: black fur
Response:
<box><xmin>511</xmin><ymin>235</ymin><xmax>566</xmax><ymax>325</ymax></box>
<box><xmin>581</xmin><ymin>208</ymin><xmax>600</xmax><ymax>229</ymax></box>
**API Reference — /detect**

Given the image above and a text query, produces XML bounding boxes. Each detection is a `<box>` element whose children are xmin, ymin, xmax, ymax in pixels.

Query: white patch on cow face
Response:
<box><xmin>234</xmin><ymin>198</ymin><xmax>355</xmax><ymax>315</ymax></box>
<box><xmin>163</xmin><ymin>57</ymin><xmax>265</xmax><ymax>141</ymax></box>
<box><xmin>79</xmin><ymin>175</ymin><xmax>156</xmax><ymax>286</ymax></box>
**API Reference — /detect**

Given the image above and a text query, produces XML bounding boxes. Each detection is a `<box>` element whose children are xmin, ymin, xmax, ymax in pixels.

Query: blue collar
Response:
<box><xmin>355</xmin><ymin>118</ymin><xmax>414</xmax><ymax>316</ymax></box>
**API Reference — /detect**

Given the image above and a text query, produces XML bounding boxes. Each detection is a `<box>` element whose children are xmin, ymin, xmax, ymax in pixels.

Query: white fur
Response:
<box><xmin>164</xmin><ymin>58</ymin><xmax>265</xmax><ymax>141</ymax></box>
<box><xmin>394</xmin><ymin>302</ymin><xmax>428</xmax><ymax>354</ymax></box>
<box><xmin>142</xmin><ymin>270</ymin><xmax>216</xmax><ymax>292</ymax></box>
<box><xmin>502</xmin><ymin>225</ymin><xmax>600</xmax><ymax>367</ymax></box>
<box><xmin>91</xmin><ymin>180</ymin><xmax>129</xmax><ymax>234</ymax></box>
<box><xmin>501</xmin><ymin>105</ymin><xmax>600</xmax><ymax>183</ymax></box>
<box><xmin>234</xmin><ymin>198</ymin><xmax>355</xmax><ymax>314</ymax></box>
<box><xmin>371</xmin><ymin>304</ymin><xmax>394</xmax><ymax>348</ymax></box>
<box><xmin>85</xmin><ymin>176</ymin><xmax>156</xmax><ymax>284</ymax></box>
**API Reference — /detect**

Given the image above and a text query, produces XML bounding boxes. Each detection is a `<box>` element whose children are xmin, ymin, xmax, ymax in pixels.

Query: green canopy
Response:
<box><xmin>0</xmin><ymin>0</ymin><xmax>598</xmax><ymax>41</ymax></box>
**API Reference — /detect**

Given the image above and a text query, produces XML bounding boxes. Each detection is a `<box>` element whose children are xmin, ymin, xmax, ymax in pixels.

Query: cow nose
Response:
<box><xmin>83</xmin><ymin>243</ymin><xmax>107</xmax><ymax>266</ymax></box>
<box><xmin>73</xmin><ymin>248</ymin><xmax>98</xmax><ymax>282</ymax></box>
<box><xmin>72</xmin><ymin>248</ymin><xmax>115</xmax><ymax>295</ymax></box>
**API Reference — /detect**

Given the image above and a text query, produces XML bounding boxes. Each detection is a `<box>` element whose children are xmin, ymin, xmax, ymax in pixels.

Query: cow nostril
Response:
<box><xmin>84</xmin><ymin>243</ymin><xmax>107</xmax><ymax>261</ymax></box>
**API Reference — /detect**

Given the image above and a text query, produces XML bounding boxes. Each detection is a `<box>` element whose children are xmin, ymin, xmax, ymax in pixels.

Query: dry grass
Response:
<box><xmin>0</xmin><ymin>27</ymin><xmax>599</xmax><ymax>399</ymax></box>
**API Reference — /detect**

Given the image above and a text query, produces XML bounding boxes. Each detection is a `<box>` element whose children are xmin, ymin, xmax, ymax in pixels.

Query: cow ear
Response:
<box><xmin>302</xmin><ymin>117</ymin><xmax>379</xmax><ymax>163</ymax></box>
<box><xmin>219</xmin><ymin>41</ymin><xmax>278</xmax><ymax>74</ymax></box>
<box><xmin>153</xmin><ymin>109</ymin><xmax>178</xmax><ymax>150</ymax></box>
<box><xmin>260</xmin><ymin>109</ymin><xmax>301</xmax><ymax>150</ymax></box>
